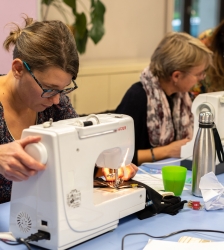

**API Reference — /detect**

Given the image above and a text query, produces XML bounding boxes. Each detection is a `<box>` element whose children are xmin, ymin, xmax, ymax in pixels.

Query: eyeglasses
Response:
<box><xmin>184</xmin><ymin>70</ymin><xmax>207</xmax><ymax>81</ymax></box>
<box><xmin>23</xmin><ymin>61</ymin><xmax>78</xmax><ymax>98</ymax></box>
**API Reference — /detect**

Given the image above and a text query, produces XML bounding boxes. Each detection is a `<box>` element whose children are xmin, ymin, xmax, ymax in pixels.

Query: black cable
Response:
<box><xmin>0</xmin><ymin>239</ymin><xmax>20</xmax><ymax>245</ymax></box>
<box><xmin>0</xmin><ymin>238</ymin><xmax>31</xmax><ymax>250</ymax></box>
<box><xmin>18</xmin><ymin>238</ymin><xmax>32</xmax><ymax>250</ymax></box>
<box><xmin>121</xmin><ymin>229</ymin><xmax>224</xmax><ymax>250</ymax></box>
<box><xmin>0</xmin><ymin>231</ymin><xmax>50</xmax><ymax>250</ymax></box>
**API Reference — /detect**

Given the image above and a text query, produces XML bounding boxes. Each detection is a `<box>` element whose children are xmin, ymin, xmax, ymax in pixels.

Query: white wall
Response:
<box><xmin>42</xmin><ymin>0</ymin><xmax>174</xmax><ymax>64</ymax></box>
<box><xmin>0</xmin><ymin>0</ymin><xmax>174</xmax><ymax>71</ymax></box>
<box><xmin>0</xmin><ymin>0</ymin><xmax>39</xmax><ymax>73</ymax></box>
<box><xmin>42</xmin><ymin>0</ymin><xmax>174</xmax><ymax>113</ymax></box>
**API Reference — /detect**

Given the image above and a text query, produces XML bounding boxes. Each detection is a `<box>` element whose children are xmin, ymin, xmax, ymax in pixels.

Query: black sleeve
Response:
<box><xmin>115</xmin><ymin>82</ymin><xmax>151</xmax><ymax>165</ymax></box>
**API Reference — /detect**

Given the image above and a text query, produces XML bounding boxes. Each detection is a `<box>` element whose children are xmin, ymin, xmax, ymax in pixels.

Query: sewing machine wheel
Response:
<box><xmin>24</xmin><ymin>142</ymin><xmax>48</xmax><ymax>164</ymax></box>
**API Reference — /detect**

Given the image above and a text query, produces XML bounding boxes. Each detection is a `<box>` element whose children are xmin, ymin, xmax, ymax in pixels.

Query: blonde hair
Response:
<box><xmin>3</xmin><ymin>15</ymin><xmax>79</xmax><ymax>79</ymax></box>
<box><xmin>150</xmin><ymin>32</ymin><xmax>213</xmax><ymax>80</ymax></box>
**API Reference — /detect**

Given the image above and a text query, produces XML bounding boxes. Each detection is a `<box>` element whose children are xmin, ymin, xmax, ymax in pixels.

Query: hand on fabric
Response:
<box><xmin>102</xmin><ymin>163</ymin><xmax>138</xmax><ymax>181</ymax></box>
<box><xmin>0</xmin><ymin>136</ymin><xmax>46</xmax><ymax>182</ymax></box>
<box><xmin>166</xmin><ymin>138</ymin><xmax>190</xmax><ymax>158</ymax></box>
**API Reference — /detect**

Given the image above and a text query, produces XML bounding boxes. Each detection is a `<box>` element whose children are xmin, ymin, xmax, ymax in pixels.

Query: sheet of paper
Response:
<box><xmin>133</xmin><ymin>173</ymin><xmax>164</xmax><ymax>191</ymax></box>
<box><xmin>133</xmin><ymin>173</ymin><xmax>188</xmax><ymax>193</ymax></box>
<box><xmin>199</xmin><ymin>172</ymin><xmax>224</xmax><ymax>210</ymax></box>
<box><xmin>143</xmin><ymin>240</ymin><xmax>224</xmax><ymax>250</ymax></box>
<box><xmin>178</xmin><ymin>236</ymin><xmax>211</xmax><ymax>243</ymax></box>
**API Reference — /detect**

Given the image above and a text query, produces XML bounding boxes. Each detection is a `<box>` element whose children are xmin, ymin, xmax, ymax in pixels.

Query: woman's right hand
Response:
<box><xmin>167</xmin><ymin>138</ymin><xmax>190</xmax><ymax>158</ymax></box>
<box><xmin>0</xmin><ymin>136</ymin><xmax>46</xmax><ymax>182</ymax></box>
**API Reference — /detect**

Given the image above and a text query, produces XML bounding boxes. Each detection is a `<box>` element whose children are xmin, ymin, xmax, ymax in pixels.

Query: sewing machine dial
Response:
<box><xmin>24</xmin><ymin>142</ymin><xmax>48</xmax><ymax>164</ymax></box>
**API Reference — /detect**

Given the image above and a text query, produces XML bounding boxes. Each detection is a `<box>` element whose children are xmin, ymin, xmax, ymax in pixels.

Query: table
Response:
<box><xmin>1</xmin><ymin>164</ymin><xmax>224</xmax><ymax>250</ymax></box>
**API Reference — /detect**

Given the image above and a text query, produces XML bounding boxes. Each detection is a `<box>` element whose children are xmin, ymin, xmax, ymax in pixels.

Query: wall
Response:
<box><xmin>0</xmin><ymin>0</ymin><xmax>174</xmax><ymax>114</ymax></box>
<box><xmin>42</xmin><ymin>0</ymin><xmax>174</xmax><ymax>64</ymax></box>
<box><xmin>42</xmin><ymin>0</ymin><xmax>174</xmax><ymax>114</ymax></box>
<box><xmin>0</xmin><ymin>0</ymin><xmax>39</xmax><ymax>73</ymax></box>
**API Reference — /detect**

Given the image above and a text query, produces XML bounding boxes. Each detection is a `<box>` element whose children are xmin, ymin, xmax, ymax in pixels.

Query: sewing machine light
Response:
<box><xmin>96</xmin><ymin>148</ymin><xmax>122</xmax><ymax>169</ymax></box>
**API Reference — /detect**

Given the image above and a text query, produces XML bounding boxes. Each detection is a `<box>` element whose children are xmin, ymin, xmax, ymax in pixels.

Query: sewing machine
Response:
<box><xmin>181</xmin><ymin>91</ymin><xmax>224</xmax><ymax>173</ymax></box>
<box><xmin>9</xmin><ymin>114</ymin><xmax>146</xmax><ymax>250</ymax></box>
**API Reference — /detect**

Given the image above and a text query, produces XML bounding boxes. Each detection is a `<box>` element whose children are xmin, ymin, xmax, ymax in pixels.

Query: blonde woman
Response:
<box><xmin>116</xmin><ymin>32</ymin><xmax>213</xmax><ymax>166</ymax></box>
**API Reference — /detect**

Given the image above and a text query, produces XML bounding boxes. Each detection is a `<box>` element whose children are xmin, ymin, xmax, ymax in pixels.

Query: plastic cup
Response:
<box><xmin>161</xmin><ymin>166</ymin><xmax>187</xmax><ymax>196</ymax></box>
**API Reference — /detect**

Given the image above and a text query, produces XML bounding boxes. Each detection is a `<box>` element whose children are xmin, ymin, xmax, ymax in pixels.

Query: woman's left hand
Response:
<box><xmin>102</xmin><ymin>163</ymin><xmax>138</xmax><ymax>181</ymax></box>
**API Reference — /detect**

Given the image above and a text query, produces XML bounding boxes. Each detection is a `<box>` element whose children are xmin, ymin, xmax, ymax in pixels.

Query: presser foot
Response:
<box><xmin>107</xmin><ymin>169</ymin><xmax>123</xmax><ymax>189</ymax></box>
<box><xmin>95</xmin><ymin>178</ymin><xmax>140</xmax><ymax>191</ymax></box>
<box><xmin>108</xmin><ymin>179</ymin><xmax>123</xmax><ymax>189</ymax></box>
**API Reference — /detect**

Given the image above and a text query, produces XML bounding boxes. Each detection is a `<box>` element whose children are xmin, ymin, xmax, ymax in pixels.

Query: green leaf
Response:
<box><xmin>41</xmin><ymin>0</ymin><xmax>55</xmax><ymax>5</ymax></box>
<box><xmin>91</xmin><ymin>0</ymin><xmax>106</xmax><ymax>23</ymax></box>
<box><xmin>89</xmin><ymin>0</ymin><xmax>105</xmax><ymax>44</ymax></box>
<box><xmin>75</xmin><ymin>28</ymin><xmax>88</xmax><ymax>54</ymax></box>
<box><xmin>91</xmin><ymin>0</ymin><xmax>95</xmax><ymax>8</ymax></box>
<box><xmin>73</xmin><ymin>14</ymin><xmax>88</xmax><ymax>53</ymax></box>
<box><xmin>89</xmin><ymin>19</ymin><xmax>105</xmax><ymax>44</ymax></box>
<box><xmin>63</xmin><ymin>0</ymin><xmax>77</xmax><ymax>14</ymax></box>
<box><xmin>74</xmin><ymin>12</ymin><xmax>87</xmax><ymax>38</ymax></box>
<box><xmin>42</xmin><ymin>0</ymin><xmax>106</xmax><ymax>53</ymax></box>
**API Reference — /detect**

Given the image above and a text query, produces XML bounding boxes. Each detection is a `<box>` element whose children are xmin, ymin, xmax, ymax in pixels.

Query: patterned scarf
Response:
<box><xmin>140</xmin><ymin>66</ymin><xmax>194</xmax><ymax>147</ymax></box>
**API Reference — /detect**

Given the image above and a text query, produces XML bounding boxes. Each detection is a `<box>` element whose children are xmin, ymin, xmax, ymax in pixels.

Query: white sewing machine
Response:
<box><xmin>9</xmin><ymin>114</ymin><xmax>146</xmax><ymax>250</ymax></box>
<box><xmin>181</xmin><ymin>91</ymin><xmax>224</xmax><ymax>173</ymax></box>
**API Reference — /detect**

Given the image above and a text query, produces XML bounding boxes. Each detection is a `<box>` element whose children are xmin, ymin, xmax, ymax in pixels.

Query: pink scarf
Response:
<box><xmin>140</xmin><ymin>66</ymin><xmax>193</xmax><ymax>147</ymax></box>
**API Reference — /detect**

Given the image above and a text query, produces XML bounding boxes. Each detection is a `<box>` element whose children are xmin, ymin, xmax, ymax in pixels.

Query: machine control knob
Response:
<box><xmin>24</xmin><ymin>142</ymin><xmax>48</xmax><ymax>164</ymax></box>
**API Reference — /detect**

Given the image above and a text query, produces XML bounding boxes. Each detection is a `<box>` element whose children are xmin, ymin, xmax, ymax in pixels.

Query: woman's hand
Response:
<box><xmin>167</xmin><ymin>138</ymin><xmax>190</xmax><ymax>158</ymax></box>
<box><xmin>0</xmin><ymin>136</ymin><xmax>46</xmax><ymax>181</ymax></box>
<box><xmin>102</xmin><ymin>163</ymin><xmax>138</xmax><ymax>182</ymax></box>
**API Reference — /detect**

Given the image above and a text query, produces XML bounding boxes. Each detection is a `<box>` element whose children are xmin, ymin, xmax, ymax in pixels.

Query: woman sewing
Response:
<box><xmin>0</xmin><ymin>16</ymin><xmax>137</xmax><ymax>204</ymax></box>
<box><xmin>116</xmin><ymin>32</ymin><xmax>213</xmax><ymax>166</ymax></box>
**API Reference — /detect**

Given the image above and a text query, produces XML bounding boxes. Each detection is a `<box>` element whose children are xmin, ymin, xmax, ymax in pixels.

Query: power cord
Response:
<box><xmin>0</xmin><ymin>238</ymin><xmax>32</xmax><ymax>250</ymax></box>
<box><xmin>0</xmin><ymin>230</ymin><xmax>50</xmax><ymax>250</ymax></box>
<box><xmin>121</xmin><ymin>229</ymin><xmax>224</xmax><ymax>250</ymax></box>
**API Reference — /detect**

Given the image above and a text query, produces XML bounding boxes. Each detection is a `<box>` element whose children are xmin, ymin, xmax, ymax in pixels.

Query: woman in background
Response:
<box><xmin>116</xmin><ymin>32</ymin><xmax>213</xmax><ymax>166</ymax></box>
<box><xmin>198</xmin><ymin>20</ymin><xmax>224</xmax><ymax>93</ymax></box>
<box><xmin>191</xmin><ymin>20</ymin><xmax>224</xmax><ymax>97</ymax></box>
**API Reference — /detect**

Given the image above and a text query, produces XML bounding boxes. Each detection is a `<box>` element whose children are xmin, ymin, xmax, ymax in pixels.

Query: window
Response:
<box><xmin>172</xmin><ymin>0</ymin><xmax>221</xmax><ymax>37</ymax></box>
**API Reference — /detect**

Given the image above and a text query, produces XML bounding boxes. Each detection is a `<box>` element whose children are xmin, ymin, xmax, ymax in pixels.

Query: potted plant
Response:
<box><xmin>41</xmin><ymin>0</ymin><xmax>106</xmax><ymax>54</ymax></box>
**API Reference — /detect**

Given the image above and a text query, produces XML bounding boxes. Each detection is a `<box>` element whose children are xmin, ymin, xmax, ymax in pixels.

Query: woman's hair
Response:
<box><xmin>3</xmin><ymin>15</ymin><xmax>79</xmax><ymax>79</ymax></box>
<box><xmin>205</xmin><ymin>20</ymin><xmax>224</xmax><ymax>92</ymax></box>
<box><xmin>150</xmin><ymin>32</ymin><xmax>213</xmax><ymax>80</ymax></box>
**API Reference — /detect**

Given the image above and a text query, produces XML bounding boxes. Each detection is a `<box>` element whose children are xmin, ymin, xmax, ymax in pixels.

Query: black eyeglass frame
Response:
<box><xmin>23</xmin><ymin>61</ymin><xmax>78</xmax><ymax>98</ymax></box>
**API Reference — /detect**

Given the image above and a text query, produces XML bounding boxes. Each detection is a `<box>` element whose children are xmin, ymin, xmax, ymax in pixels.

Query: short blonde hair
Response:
<box><xmin>150</xmin><ymin>32</ymin><xmax>213</xmax><ymax>80</ymax></box>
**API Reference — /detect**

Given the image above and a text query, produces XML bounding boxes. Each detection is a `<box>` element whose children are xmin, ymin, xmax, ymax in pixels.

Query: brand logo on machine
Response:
<box><xmin>67</xmin><ymin>189</ymin><xmax>81</xmax><ymax>208</ymax></box>
<box><xmin>117</xmin><ymin>126</ymin><xmax>126</xmax><ymax>131</ymax></box>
